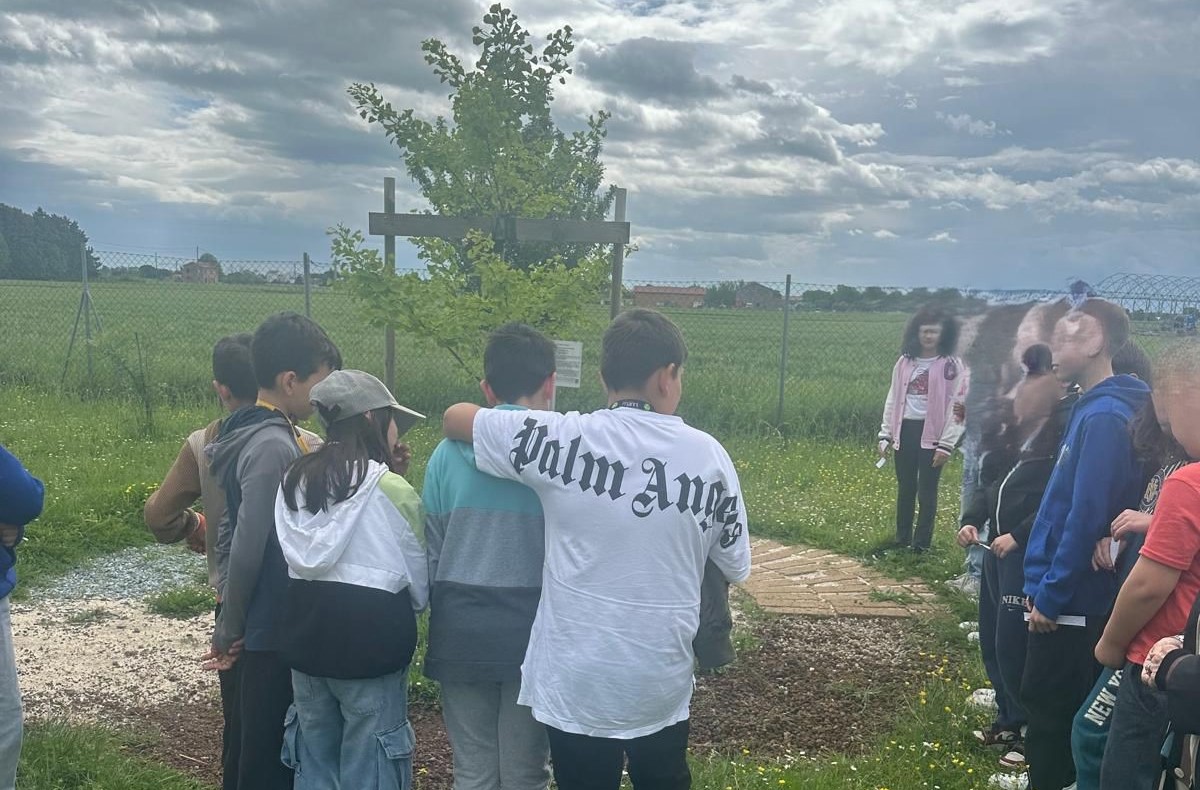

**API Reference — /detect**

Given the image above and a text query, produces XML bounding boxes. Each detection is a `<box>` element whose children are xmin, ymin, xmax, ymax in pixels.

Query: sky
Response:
<box><xmin>0</xmin><ymin>0</ymin><xmax>1197</xmax><ymax>288</ymax></box>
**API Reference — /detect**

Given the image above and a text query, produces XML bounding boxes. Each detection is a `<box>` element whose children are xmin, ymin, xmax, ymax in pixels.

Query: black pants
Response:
<box><xmin>979</xmin><ymin>547</ymin><xmax>1028</xmax><ymax>731</ymax></box>
<box><xmin>1020</xmin><ymin>620</ymin><xmax>1104</xmax><ymax>790</ymax></box>
<box><xmin>219</xmin><ymin>661</ymin><xmax>243</xmax><ymax>790</ymax></box>
<box><xmin>235</xmin><ymin>650</ymin><xmax>295</xmax><ymax>790</ymax></box>
<box><xmin>546</xmin><ymin>720</ymin><xmax>691</xmax><ymax>790</ymax></box>
<box><xmin>894</xmin><ymin>419</ymin><xmax>944</xmax><ymax>550</ymax></box>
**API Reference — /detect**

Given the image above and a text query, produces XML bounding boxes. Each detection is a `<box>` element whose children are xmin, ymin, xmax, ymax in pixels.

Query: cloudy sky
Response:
<box><xmin>1</xmin><ymin>0</ymin><xmax>1197</xmax><ymax>288</ymax></box>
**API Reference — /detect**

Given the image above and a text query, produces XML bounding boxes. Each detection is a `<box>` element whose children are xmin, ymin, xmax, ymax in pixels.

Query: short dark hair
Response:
<box><xmin>901</xmin><ymin>306</ymin><xmax>960</xmax><ymax>358</ymax></box>
<box><xmin>1022</xmin><ymin>344</ymin><xmax>1054</xmax><ymax>377</ymax></box>
<box><xmin>601</xmin><ymin>309</ymin><xmax>688</xmax><ymax>391</ymax></box>
<box><xmin>212</xmin><ymin>333</ymin><xmax>257</xmax><ymax>401</ymax></box>
<box><xmin>1113</xmin><ymin>341</ymin><xmax>1152</xmax><ymax>385</ymax></box>
<box><xmin>484</xmin><ymin>323</ymin><xmax>557</xmax><ymax>403</ymax></box>
<box><xmin>251</xmin><ymin>312</ymin><xmax>342</xmax><ymax>389</ymax></box>
<box><xmin>1076</xmin><ymin>298</ymin><xmax>1130</xmax><ymax>358</ymax></box>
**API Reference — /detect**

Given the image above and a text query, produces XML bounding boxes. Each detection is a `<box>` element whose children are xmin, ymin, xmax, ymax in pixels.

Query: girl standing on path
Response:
<box><xmin>879</xmin><ymin>307</ymin><xmax>969</xmax><ymax>552</ymax></box>
<box><xmin>275</xmin><ymin>370</ymin><xmax>427</xmax><ymax>790</ymax></box>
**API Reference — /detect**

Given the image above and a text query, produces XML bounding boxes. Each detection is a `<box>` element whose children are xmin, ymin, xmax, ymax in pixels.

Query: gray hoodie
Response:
<box><xmin>207</xmin><ymin>406</ymin><xmax>302</xmax><ymax>652</ymax></box>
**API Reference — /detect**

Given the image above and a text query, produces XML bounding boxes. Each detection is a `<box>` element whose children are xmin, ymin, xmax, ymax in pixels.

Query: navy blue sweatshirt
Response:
<box><xmin>0</xmin><ymin>444</ymin><xmax>45</xmax><ymax>599</ymax></box>
<box><xmin>1023</xmin><ymin>374</ymin><xmax>1150</xmax><ymax>619</ymax></box>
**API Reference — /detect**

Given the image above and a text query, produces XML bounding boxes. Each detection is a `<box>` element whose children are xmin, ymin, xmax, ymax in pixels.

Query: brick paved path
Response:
<box><xmin>742</xmin><ymin>538</ymin><xmax>939</xmax><ymax>618</ymax></box>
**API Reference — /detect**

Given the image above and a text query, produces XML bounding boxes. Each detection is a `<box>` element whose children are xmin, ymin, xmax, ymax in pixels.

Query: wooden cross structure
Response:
<box><xmin>369</xmin><ymin>177</ymin><xmax>630</xmax><ymax>390</ymax></box>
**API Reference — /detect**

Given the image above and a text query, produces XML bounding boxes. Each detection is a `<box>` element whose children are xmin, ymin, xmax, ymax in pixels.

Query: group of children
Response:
<box><xmin>144</xmin><ymin>308</ymin><xmax>750</xmax><ymax>790</ymax></box>
<box><xmin>945</xmin><ymin>298</ymin><xmax>1200</xmax><ymax>790</ymax></box>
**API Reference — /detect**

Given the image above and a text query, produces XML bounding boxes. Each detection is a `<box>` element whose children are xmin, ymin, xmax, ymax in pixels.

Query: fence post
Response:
<box><xmin>609</xmin><ymin>187</ymin><xmax>627</xmax><ymax>320</ymax></box>
<box><xmin>82</xmin><ymin>242</ymin><xmax>94</xmax><ymax>384</ymax></box>
<box><xmin>383</xmin><ymin>177</ymin><xmax>397</xmax><ymax>391</ymax></box>
<box><xmin>776</xmin><ymin>274</ymin><xmax>792</xmax><ymax>428</ymax></box>
<box><xmin>302</xmin><ymin>253</ymin><xmax>312</xmax><ymax>318</ymax></box>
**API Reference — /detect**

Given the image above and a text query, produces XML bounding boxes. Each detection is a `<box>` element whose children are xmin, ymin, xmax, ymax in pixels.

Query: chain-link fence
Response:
<box><xmin>2</xmin><ymin>252</ymin><xmax>1198</xmax><ymax>439</ymax></box>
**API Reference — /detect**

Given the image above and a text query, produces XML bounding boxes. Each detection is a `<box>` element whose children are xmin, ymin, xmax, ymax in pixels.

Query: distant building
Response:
<box><xmin>178</xmin><ymin>259</ymin><xmax>220</xmax><ymax>284</ymax></box>
<box><xmin>735</xmin><ymin>282</ymin><xmax>783</xmax><ymax>309</ymax></box>
<box><xmin>631</xmin><ymin>285</ymin><xmax>705</xmax><ymax>309</ymax></box>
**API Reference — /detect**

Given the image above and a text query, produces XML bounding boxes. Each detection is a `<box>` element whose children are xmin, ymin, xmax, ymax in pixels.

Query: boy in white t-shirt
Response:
<box><xmin>442</xmin><ymin>308</ymin><xmax>752</xmax><ymax>790</ymax></box>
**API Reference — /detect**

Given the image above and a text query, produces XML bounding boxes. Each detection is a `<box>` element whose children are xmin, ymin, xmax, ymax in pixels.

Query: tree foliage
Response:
<box><xmin>334</xmin><ymin>4</ymin><xmax>615</xmax><ymax>375</ymax></box>
<box><xmin>347</xmin><ymin>3</ymin><xmax>613</xmax><ymax>271</ymax></box>
<box><xmin>330</xmin><ymin>225</ymin><xmax>606</xmax><ymax>376</ymax></box>
<box><xmin>0</xmin><ymin>204</ymin><xmax>99</xmax><ymax>281</ymax></box>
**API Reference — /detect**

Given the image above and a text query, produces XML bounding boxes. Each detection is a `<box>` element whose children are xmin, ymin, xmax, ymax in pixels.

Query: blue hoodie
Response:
<box><xmin>0</xmin><ymin>444</ymin><xmax>45</xmax><ymax>599</ymax></box>
<box><xmin>1023</xmin><ymin>374</ymin><xmax>1150</xmax><ymax>620</ymax></box>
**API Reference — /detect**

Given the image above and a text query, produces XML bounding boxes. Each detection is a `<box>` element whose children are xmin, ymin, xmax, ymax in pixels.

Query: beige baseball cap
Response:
<box><xmin>310</xmin><ymin>369</ymin><xmax>424</xmax><ymax>436</ymax></box>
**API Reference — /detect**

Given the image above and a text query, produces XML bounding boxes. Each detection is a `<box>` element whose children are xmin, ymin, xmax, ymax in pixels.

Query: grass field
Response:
<box><xmin>0</xmin><ymin>279</ymin><xmax>905</xmax><ymax>439</ymax></box>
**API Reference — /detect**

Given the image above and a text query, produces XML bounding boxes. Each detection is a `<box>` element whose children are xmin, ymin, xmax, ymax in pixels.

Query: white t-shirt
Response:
<box><xmin>903</xmin><ymin>357</ymin><xmax>937</xmax><ymax>420</ymax></box>
<box><xmin>472</xmin><ymin>407</ymin><xmax>752</xmax><ymax>739</ymax></box>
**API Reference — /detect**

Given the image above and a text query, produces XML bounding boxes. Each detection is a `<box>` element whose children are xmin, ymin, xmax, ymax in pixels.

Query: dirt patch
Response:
<box><xmin>15</xmin><ymin>599</ymin><xmax>922</xmax><ymax>786</ymax></box>
<box><xmin>691</xmin><ymin>613</ymin><xmax>921</xmax><ymax>758</ymax></box>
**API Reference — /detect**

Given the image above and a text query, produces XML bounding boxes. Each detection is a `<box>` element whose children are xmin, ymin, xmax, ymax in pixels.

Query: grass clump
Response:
<box><xmin>145</xmin><ymin>585</ymin><xmax>215</xmax><ymax>620</ymax></box>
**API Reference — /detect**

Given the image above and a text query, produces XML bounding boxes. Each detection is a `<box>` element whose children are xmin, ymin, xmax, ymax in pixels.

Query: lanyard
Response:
<box><xmin>609</xmin><ymin>399</ymin><xmax>654</xmax><ymax>413</ymax></box>
<box><xmin>255</xmin><ymin>399</ymin><xmax>312</xmax><ymax>454</ymax></box>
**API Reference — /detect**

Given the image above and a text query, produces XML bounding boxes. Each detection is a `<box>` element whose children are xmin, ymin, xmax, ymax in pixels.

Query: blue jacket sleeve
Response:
<box><xmin>0</xmin><ymin>444</ymin><xmax>44</xmax><ymax>528</ymax></box>
<box><xmin>1033</xmin><ymin>413</ymin><xmax>1133</xmax><ymax>620</ymax></box>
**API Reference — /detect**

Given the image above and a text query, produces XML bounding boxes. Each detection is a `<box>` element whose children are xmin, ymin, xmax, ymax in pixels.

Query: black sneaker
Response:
<box><xmin>972</xmin><ymin>726</ymin><xmax>1021</xmax><ymax>749</ymax></box>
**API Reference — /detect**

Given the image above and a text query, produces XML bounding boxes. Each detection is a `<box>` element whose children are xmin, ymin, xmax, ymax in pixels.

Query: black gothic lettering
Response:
<box><xmin>509</xmin><ymin>418</ymin><xmax>548</xmax><ymax>473</ymax></box>
<box><xmin>633</xmin><ymin>458</ymin><xmax>670</xmax><ymax>517</ymax></box>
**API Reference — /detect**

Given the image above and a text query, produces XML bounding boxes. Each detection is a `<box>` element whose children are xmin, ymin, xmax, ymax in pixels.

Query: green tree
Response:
<box><xmin>348</xmin><ymin>3</ymin><xmax>614</xmax><ymax>271</ymax></box>
<box><xmin>705</xmin><ymin>281</ymin><xmax>739</xmax><ymax>308</ymax></box>
<box><xmin>333</xmin><ymin>4</ymin><xmax>614</xmax><ymax>376</ymax></box>
<box><xmin>0</xmin><ymin>232</ymin><xmax>10</xmax><ymax>278</ymax></box>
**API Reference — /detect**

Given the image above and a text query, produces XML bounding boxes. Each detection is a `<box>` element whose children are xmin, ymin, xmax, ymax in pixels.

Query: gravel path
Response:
<box><xmin>30</xmin><ymin>543</ymin><xmax>206</xmax><ymax>601</ymax></box>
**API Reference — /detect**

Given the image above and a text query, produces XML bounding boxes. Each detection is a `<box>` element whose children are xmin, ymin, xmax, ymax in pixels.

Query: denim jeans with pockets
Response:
<box><xmin>283</xmin><ymin>667</ymin><xmax>414</xmax><ymax>790</ymax></box>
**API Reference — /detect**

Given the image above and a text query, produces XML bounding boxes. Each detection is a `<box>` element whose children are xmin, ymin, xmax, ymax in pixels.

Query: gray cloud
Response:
<box><xmin>580</xmin><ymin>38</ymin><xmax>726</xmax><ymax>102</ymax></box>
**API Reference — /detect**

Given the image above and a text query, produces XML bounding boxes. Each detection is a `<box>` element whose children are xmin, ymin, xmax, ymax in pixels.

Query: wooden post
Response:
<box><xmin>302</xmin><ymin>252</ymin><xmax>312</xmax><ymax>318</ymax></box>
<box><xmin>777</xmin><ymin>275</ymin><xmax>792</xmax><ymax>427</ymax></box>
<box><xmin>609</xmin><ymin>187</ymin><xmax>627</xmax><ymax>320</ymax></box>
<box><xmin>384</xmin><ymin>178</ymin><xmax>397</xmax><ymax>391</ymax></box>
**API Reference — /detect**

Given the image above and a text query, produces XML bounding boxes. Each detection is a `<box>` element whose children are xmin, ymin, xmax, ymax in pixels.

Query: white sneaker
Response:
<box><xmin>968</xmin><ymin>631</ymin><xmax>981</xmax><ymax>644</ymax></box>
<box><xmin>960</xmin><ymin>620</ymin><xmax>980</xmax><ymax>631</ymax></box>
<box><xmin>968</xmin><ymin>688</ymin><xmax>997</xmax><ymax>711</ymax></box>
<box><xmin>988</xmin><ymin>773</ymin><xmax>1028</xmax><ymax>790</ymax></box>
<box><xmin>947</xmin><ymin>574</ymin><xmax>981</xmax><ymax>597</ymax></box>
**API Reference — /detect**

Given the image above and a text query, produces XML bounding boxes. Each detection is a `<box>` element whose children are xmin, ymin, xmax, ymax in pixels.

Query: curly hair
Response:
<box><xmin>900</xmin><ymin>306</ymin><xmax>961</xmax><ymax>358</ymax></box>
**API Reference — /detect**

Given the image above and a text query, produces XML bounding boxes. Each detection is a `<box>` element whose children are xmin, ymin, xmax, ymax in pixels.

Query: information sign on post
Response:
<box><xmin>554</xmin><ymin>340</ymin><xmax>583</xmax><ymax>389</ymax></box>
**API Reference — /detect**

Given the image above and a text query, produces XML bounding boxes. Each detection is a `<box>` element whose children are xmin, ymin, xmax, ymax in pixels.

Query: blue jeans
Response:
<box><xmin>284</xmin><ymin>668</ymin><xmax>414</xmax><ymax>790</ymax></box>
<box><xmin>0</xmin><ymin>598</ymin><xmax>22</xmax><ymax>790</ymax></box>
<box><xmin>1098</xmin><ymin>662</ymin><xmax>1169</xmax><ymax>790</ymax></box>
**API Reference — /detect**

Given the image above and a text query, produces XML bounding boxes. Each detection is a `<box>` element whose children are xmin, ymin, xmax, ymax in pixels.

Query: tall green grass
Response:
<box><xmin>0</xmin><ymin>280</ymin><xmax>904</xmax><ymax>439</ymax></box>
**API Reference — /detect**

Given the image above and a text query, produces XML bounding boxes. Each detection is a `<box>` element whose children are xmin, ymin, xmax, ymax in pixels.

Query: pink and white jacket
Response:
<box><xmin>879</xmin><ymin>355</ymin><xmax>969</xmax><ymax>453</ymax></box>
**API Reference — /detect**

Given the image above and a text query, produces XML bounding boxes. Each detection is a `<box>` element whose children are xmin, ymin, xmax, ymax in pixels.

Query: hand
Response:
<box><xmin>185</xmin><ymin>513</ymin><xmax>207</xmax><ymax>555</ymax></box>
<box><xmin>956</xmin><ymin>525</ymin><xmax>979</xmax><ymax>549</ymax></box>
<box><xmin>1028</xmin><ymin>606</ymin><xmax>1058</xmax><ymax>633</ymax></box>
<box><xmin>1092</xmin><ymin>537</ymin><xmax>1116</xmax><ymax>573</ymax></box>
<box><xmin>201</xmin><ymin>638</ymin><xmax>243</xmax><ymax>672</ymax></box>
<box><xmin>933</xmin><ymin>450</ymin><xmax>952</xmax><ymax>468</ymax></box>
<box><xmin>877</xmin><ymin>440</ymin><xmax>891</xmax><ymax>460</ymax></box>
<box><xmin>953</xmin><ymin>401</ymin><xmax>966</xmax><ymax>423</ymax></box>
<box><xmin>0</xmin><ymin>524</ymin><xmax>20</xmax><ymax>548</ymax></box>
<box><xmin>390</xmin><ymin>442</ymin><xmax>413</xmax><ymax>476</ymax></box>
<box><xmin>1143</xmin><ymin>636</ymin><xmax>1184</xmax><ymax>686</ymax></box>
<box><xmin>1111</xmin><ymin>510</ymin><xmax>1152</xmax><ymax>541</ymax></box>
<box><xmin>1095</xmin><ymin>636</ymin><xmax>1127</xmax><ymax>670</ymax></box>
<box><xmin>992</xmin><ymin>533</ymin><xmax>1018</xmax><ymax>559</ymax></box>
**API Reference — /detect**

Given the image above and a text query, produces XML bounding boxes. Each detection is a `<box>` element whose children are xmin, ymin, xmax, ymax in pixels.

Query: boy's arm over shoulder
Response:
<box><xmin>443</xmin><ymin>404</ymin><xmax>482</xmax><ymax>443</ymax></box>
<box><xmin>1034</xmin><ymin>411</ymin><xmax>1138</xmax><ymax>619</ymax></box>
<box><xmin>213</xmin><ymin>433</ymin><xmax>298</xmax><ymax>651</ymax></box>
<box><xmin>469</xmin><ymin>407</ymin><xmax>565</xmax><ymax>486</ymax></box>
<box><xmin>708</xmin><ymin>443</ymin><xmax>751</xmax><ymax>584</ymax></box>
<box><xmin>0</xmin><ymin>443</ymin><xmax>44</xmax><ymax>527</ymax></box>
<box><xmin>144</xmin><ymin>433</ymin><xmax>204</xmax><ymax>544</ymax></box>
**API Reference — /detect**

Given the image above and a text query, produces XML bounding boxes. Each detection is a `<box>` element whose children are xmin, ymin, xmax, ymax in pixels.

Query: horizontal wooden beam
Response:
<box><xmin>369</xmin><ymin>213</ymin><xmax>630</xmax><ymax>245</ymax></box>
